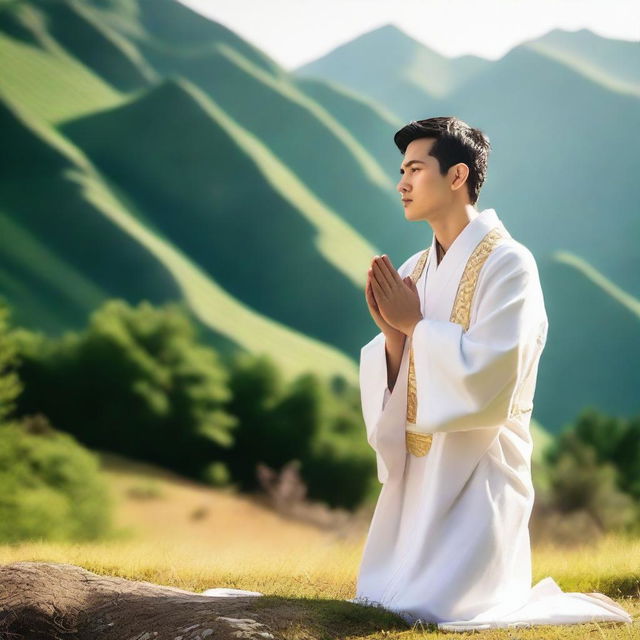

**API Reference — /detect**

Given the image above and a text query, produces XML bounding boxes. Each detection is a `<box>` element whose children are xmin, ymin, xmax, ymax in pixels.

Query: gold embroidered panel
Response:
<box><xmin>450</xmin><ymin>227</ymin><xmax>507</xmax><ymax>332</ymax></box>
<box><xmin>405</xmin><ymin>228</ymin><xmax>508</xmax><ymax>457</ymax></box>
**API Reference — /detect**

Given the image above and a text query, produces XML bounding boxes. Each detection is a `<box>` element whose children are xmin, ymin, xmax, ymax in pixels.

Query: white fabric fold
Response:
<box><xmin>435</xmin><ymin>576</ymin><xmax>632</xmax><ymax>631</ymax></box>
<box><xmin>410</xmin><ymin>252</ymin><xmax>543</xmax><ymax>435</ymax></box>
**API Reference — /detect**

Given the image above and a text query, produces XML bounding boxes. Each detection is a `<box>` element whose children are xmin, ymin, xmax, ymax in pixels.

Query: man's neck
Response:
<box><xmin>431</xmin><ymin>204</ymin><xmax>480</xmax><ymax>255</ymax></box>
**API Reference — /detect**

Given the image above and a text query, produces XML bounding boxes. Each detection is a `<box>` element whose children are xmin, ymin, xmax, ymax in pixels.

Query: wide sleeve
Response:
<box><xmin>359</xmin><ymin>252</ymin><xmax>420</xmax><ymax>484</ymax></box>
<box><xmin>410</xmin><ymin>249</ymin><xmax>546</xmax><ymax>434</ymax></box>
<box><xmin>359</xmin><ymin>332</ymin><xmax>407</xmax><ymax>484</ymax></box>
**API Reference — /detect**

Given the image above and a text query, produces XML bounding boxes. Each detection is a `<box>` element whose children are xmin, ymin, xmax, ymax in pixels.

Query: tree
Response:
<box><xmin>0</xmin><ymin>301</ymin><xmax>22</xmax><ymax>422</ymax></box>
<box><xmin>0</xmin><ymin>300</ymin><xmax>113</xmax><ymax>543</ymax></box>
<box><xmin>543</xmin><ymin>427</ymin><xmax>638</xmax><ymax>532</ymax></box>
<box><xmin>569</xmin><ymin>407</ymin><xmax>640</xmax><ymax>501</ymax></box>
<box><xmin>14</xmin><ymin>299</ymin><xmax>237</xmax><ymax>482</ymax></box>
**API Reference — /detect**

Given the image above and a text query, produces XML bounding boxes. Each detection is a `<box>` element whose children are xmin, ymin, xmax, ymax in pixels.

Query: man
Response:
<box><xmin>353</xmin><ymin>117</ymin><xmax>632</xmax><ymax>631</ymax></box>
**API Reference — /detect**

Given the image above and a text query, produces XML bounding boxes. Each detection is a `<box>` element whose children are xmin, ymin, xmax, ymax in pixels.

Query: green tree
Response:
<box><xmin>222</xmin><ymin>353</ymin><xmax>376</xmax><ymax>508</ymax></box>
<box><xmin>0</xmin><ymin>301</ymin><xmax>22</xmax><ymax>422</ymax></box>
<box><xmin>569</xmin><ymin>407</ymin><xmax>640</xmax><ymax>501</ymax></box>
<box><xmin>544</xmin><ymin>427</ymin><xmax>638</xmax><ymax>532</ymax></box>
<box><xmin>0</xmin><ymin>299</ymin><xmax>113</xmax><ymax>543</ymax></box>
<box><xmin>14</xmin><ymin>299</ymin><xmax>237</xmax><ymax>481</ymax></box>
<box><xmin>0</xmin><ymin>415</ymin><xmax>114</xmax><ymax>543</ymax></box>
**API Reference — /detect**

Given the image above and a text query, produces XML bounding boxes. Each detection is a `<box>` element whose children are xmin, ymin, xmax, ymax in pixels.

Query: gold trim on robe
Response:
<box><xmin>405</xmin><ymin>227</ymin><xmax>508</xmax><ymax>457</ymax></box>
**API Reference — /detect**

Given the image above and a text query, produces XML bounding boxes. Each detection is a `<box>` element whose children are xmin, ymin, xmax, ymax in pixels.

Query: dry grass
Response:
<box><xmin>1</xmin><ymin>451</ymin><xmax>638</xmax><ymax>639</ymax></box>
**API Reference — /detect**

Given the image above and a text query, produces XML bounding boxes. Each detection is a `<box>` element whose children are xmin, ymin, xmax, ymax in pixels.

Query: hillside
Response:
<box><xmin>536</xmin><ymin>251</ymin><xmax>640</xmax><ymax>430</ymax></box>
<box><xmin>0</xmin><ymin>93</ymin><xmax>179</xmax><ymax>333</ymax></box>
<box><xmin>528</xmin><ymin>28</ymin><xmax>640</xmax><ymax>96</ymax></box>
<box><xmin>0</xmin><ymin>89</ymin><xmax>359</xmax><ymax>381</ymax></box>
<box><xmin>295</xmin><ymin>23</ymin><xmax>492</xmax><ymax>119</ymax></box>
<box><xmin>59</xmin><ymin>76</ymin><xmax>378</xmax><ymax>355</ymax></box>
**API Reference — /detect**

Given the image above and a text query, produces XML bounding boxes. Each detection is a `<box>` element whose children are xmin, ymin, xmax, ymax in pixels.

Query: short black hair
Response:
<box><xmin>393</xmin><ymin>116</ymin><xmax>491</xmax><ymax>205</ymax></box>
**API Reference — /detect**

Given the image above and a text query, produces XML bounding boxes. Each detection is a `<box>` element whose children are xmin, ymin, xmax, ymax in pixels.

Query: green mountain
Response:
<box><xmin>537</xmin><ymin>250</ymin><xmax>640</xmax><ymax>430</ymax></box>
<box><xmin>0</xmin><ymin>0</ymin><xmax>126</xmax><ymax>122</ymax></box>
<box><xmin>444</xmin><ymin>43</ymin><xmax>640</xmax><ymax>298</ymax></box>
<box><xmin>0</xmin><ymin>86</ymin><xmax>360</xmax><ymax>380</ymax></box>
<box><xmin>0</xmin><ymin>93</ymin><xmax>181</xmax><ymax>333</ymax></box>
<box><xmin>527</xmin><ymin>27</ymin><xmax>640</xmax><ymax>97</ymax></box>
<box><xmin>1</xmin><ymin>0</ymin><xmax>637</xmax><ymax>440</ymax></box>
<box><xmin>295</xmin><ymin>23</ymin><xmax>492</xmax><ymax>120</ymax></box>
<box><xmin>59</xmin><ymin>75</ymin><xmax>376</xmax><ymax>354</ymax></box>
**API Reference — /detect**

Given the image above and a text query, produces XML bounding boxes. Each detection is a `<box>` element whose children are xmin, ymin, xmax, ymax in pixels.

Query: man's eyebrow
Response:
<box><xmin>399</xmin><ymin>159</ymin><xmax>426</xmax><ymax>173</ymax></box>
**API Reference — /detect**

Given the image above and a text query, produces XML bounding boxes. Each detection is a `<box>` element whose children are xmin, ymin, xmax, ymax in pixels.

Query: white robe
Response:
<box><xmin>352</xmin><ymin>207</ymin><xmax>632</xmax><ymax>631</ymax></box>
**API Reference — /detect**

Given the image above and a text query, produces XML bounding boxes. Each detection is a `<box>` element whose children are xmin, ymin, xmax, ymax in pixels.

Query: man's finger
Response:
<box><xmin>370</xmin><ymin>268</ymin><xmax>386</xmax><ymax>300</ymax></box>
<box><xmin>380</xmin><ymin>255</ymin><xmax>404</xmax><ymax>287</ymax></box>
<box><xmin>371</xmin><ymin>262</ymin><xmax>389</xmax><ymax>295</ymax></box>
<box><xmin>366</xmin><ymin>273</ymin><xmax>375</xmax><ymax>300</ymax></box>
<box><xmin>367</xmin><ymin>279</ymin><xmax>379</xmax><ymax>311</ymax></box>
<box><xmin>373</xmin><ymin>256</ymin><xmax>394</xmax><ymax>290</ymax></box>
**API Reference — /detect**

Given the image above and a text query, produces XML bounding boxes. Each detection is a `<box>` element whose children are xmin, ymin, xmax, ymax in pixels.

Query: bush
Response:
<box><xmin>542</xmin><ymin>426</ymin><xmax>639</xmax><ymax>533</ymax></box>
<box><xmin>221</xmin><ymin>352</ymin><xmax>376</xmax><ymax>508</ymax></box>
<box><xmin>13</xmin><ymin>299</ymin><xmax>238</xmax><ymax>482</ymax></box>
<box><xmin>568</xmin><ymin>407</ymin><xmax>640</xmax><ymax>501</ymax></box>
<box><xmin>0</xmin><ymin>414</ymin><xmax>114</xmax><ymax>543</ymax></box>
<box><xmin>0</xmin><ymin>302</ymin><xmax>22</xmax><ymax>422</ymax></box>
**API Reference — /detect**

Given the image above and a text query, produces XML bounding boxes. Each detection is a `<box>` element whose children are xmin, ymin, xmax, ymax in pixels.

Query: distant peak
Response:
<box><xmin>375</xmin><ymin>23</ymin><xmax>407</xmax><ymax>34</ymax></box>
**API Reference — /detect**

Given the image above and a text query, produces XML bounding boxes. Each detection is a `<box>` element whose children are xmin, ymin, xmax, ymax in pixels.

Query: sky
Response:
<box><xmin>179</xmin><ymin>0</ymin><xmax>640</xmax><ymax>70</ymax></box>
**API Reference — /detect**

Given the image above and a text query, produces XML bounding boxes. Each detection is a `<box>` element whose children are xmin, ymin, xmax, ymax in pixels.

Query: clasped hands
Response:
<box><xmin>366</xmin><ymin>254</ymin><xmax>423</xmax><ymax>337</ymax></box>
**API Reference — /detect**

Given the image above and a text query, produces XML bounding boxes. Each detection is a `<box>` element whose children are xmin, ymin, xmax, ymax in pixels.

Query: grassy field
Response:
<box><xmin>1</xmin><ymin>451</ymin><xmax>638</xmax><ymax>639</ymax></box>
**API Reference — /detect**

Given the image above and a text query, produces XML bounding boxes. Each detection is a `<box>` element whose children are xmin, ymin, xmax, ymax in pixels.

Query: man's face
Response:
<box><xmin>396</xmin><ymin>138</ymin><xmax>453</xmax><ymax>222</ymax></box>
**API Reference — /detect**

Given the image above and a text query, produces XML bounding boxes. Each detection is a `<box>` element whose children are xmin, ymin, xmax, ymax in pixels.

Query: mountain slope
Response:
<box><xmin>0</xmin><ymin>90</ymin><xmax>359</xmax><ymax>382</ymax></box>
<box><xmin>0</xmin><ymin>1</ymin><xmax>125</xmax><ymax>123</ymax></box>
<box><xmin>527</xmin><ymin>28</ymin><xmax>640</xmax><ymax>97</ymax></box>
<box><xmin>37</xmin><ymin>0</ymin><xmax>158</xmax><ymax>91</ymax></box>
<box><xmin>0</xmin><ymin>93</ymin><xmax>180</xmax><ymax>333</ymax></box>
<box><xmin>536</xmin><ymin>251</ymin><xmax>640</xmax><ymax>431</ymax></box>
<box><xmin>59</xmin><ymin>75</ymin><xmax>383</xmax><ymax>355</ymax></box>
<box><xmin>294</xmin><ymin>23</ymin><xmax>492</xmax><ymax>121</ymax></box>
<box><xmin>445</xmin><ymin>44</ymin><xmax>640</xmax><ymax>298</ymax></box>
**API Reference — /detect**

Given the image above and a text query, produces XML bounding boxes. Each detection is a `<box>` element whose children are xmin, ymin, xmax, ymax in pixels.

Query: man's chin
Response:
<box><xmin>405</xmin><ymin>208</ymin><xmax>425</xmax><ymax>221</ymax></box>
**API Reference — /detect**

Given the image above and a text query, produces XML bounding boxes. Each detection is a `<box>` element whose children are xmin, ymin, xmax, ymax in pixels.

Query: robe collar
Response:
<box><xmin>419</xmin><ymin>207</ymin><xmax>510</xmax><ymax>321</ymax></box>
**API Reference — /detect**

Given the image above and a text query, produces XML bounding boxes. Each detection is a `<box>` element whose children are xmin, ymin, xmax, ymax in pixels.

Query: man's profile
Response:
<box><xmin>351</xmin><ymin>116</ymin><xmax>633</xmax><ymax>631</ymax></box>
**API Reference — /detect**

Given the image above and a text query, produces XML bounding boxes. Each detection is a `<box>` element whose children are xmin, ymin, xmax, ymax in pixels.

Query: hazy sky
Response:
<box><xmin>179</xmin><ymin>0</ymin><xmax>639</xmax><ymax>70</ymax></box>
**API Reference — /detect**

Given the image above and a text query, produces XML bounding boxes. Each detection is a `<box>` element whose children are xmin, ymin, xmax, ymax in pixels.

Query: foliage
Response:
<box><xmin>0</xmin><ymin>300</ymin><xmax>114</xmax><ymax>543</ymax></box>
<box><xmin>567</xmin><ymin>407</ymin><xmax>640</xmax><ymax>501</ymax></box>
<box><xmin>8</xmin><ymin>295</ymin><xmax>377</xmax><ymax>508</ymax></box>
<box><xmin>542</xmin><ymin>408</ymin><xmax>640</xmax><ymax>533</ymax></box>
<box><xmin>0</xmin><ymin>415</ymin><xmax>114</xmax><ymax>543</ymax></box>
<box><xmin>13</xmin><ymin>299</ymin><xmax>237</xmax><ymax>481</ymax></box>
<box><xmin>0</xmin><ymin>301</ymin><xmax>22</xmax><ymax>422</ymax></box>
<box><xmin>220</xmin><ymin>352</ymin><xmax>375</xmax><ymax>508</ymax></box>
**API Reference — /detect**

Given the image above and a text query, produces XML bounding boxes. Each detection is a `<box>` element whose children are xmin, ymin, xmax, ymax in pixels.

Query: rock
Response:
<box><xmin>0</xmin><ymin>561</ymin><xmax>279</xmax><ymax>640</ymax></box>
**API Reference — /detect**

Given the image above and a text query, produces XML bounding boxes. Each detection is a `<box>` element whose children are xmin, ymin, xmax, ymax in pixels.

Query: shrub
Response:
<box><xmin>0</xmin><ymin>414</ymin><xmax>114</xmax><ymax>543</ymax></box>
<box><xmin>543</xmin><ymin>427</ymin><xmax>638</xmax><ymax>533</ymax></box>
<box><xmin>222</xmin><ymin>352</ymin><xmax>376</xmax><ymax>508</ymax></box>
<box><xmin>13</xmin><ymin>299</ymin><xmax>237</xmax><ymax>482</ymax></box>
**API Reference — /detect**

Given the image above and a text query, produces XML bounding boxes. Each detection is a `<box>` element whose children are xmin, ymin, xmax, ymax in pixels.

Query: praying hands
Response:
<box><xmin>366</xmin><ymin>255</ymin><xmax>423</xmax><ymax>337</ymax></box>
